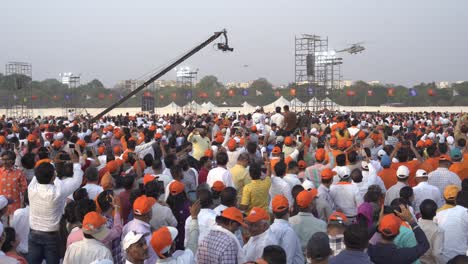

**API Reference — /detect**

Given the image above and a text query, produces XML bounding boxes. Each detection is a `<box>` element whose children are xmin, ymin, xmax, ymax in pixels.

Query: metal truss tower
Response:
<box><xmin>5</xmin><ymin>62</ymin><xmax>33</xmax><ymax>118</ymax></box>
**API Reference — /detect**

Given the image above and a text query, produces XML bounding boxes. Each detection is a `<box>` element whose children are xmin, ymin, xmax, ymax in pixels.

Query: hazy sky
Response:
<box><xmin>1</xmin><ymin>0</ymin><xmax>467</xmax><ymax>87</ymax></box>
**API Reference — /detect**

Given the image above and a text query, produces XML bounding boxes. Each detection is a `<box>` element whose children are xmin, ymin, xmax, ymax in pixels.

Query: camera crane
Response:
<box><xmin>89</xmin><ymin>29</ymin><xmax>233</xmax><ymax>123</ymax></box>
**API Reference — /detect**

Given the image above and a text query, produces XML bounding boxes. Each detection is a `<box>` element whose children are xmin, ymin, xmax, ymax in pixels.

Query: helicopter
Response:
<box><xmin>336</xmin><ymin>42</ymin><xmax>365</xmax><ymax>54</ymax></box>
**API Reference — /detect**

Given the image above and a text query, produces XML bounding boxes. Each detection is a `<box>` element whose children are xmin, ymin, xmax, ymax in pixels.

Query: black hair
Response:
<box><xmin>249</xmin><ymin>162</ymin><xmax>262</xmax><ymax>180</ymax></box>
<box><xmin>21</xmin><ymin>153</ymin><xmax>36</xmax><ymax>169</ymax></box>
<box><xmin>152</xmin><ymin>158</ymin><xmax>163</xmax><ymax>170</ymax></box>
<box><xmin>129</xmin><ymin>189</ymin><xmax>143</xmax><ymax>209</ymax></box>
<box><xmin>420</xmin><ymin>199</ymin><xmax>437</xmax><ymax>220</ymax></box>
<box><xmin>336</xmin><ymin>154</ymin><xmax>347</xmax><ymax>166</ymax></box>
<box><xmin>456</xmin><ymin>191</ymin><xmax>468</xmax><ymax>208</ymax></box>
<box><xmin>351</xmin><ymin>168</ymin><xmax>363</xmax><ymax>183</ymax></box>
<box><xmin>344</xmin><ymin>224</ymin><xmax>369</xmax><ymax>250</ymax></box>
<box><xmin>164</xmin><ymin>154</ymin><xmax>177</xmax><ymax>170</ymax></box>
<box><xmin>85</xmin><ymin>166</ymin><xmax>99</xmax><ymax>182</ymax></box>
<box><xmin>75</xmin><ymin>198</ymin><xmax>97</xmax><ymax>223</ymax></box>
<box><xmin>274</xmin><ymin>162</ymin><xmax>286</xmax><ymax>177</ymax></box>
<box><xmin>447</xmin><ymin>255</ymin><xmax>468</xmax><ymax>264</ymax></box>
<box><xmin>438</xmin><ymin>143</ymin><xmax>448</xmax><ymax>155</ymax></box>
<box><xmin>197</xmin><ymin>188</ymin><xmax>213</xmax><ymax>208</ymax></box>
<box><xmin>287</xmin><ymin>161</ymin><xmax>298</xmax><ymax>171</ymax></box>
<box><xmin>143</xmin><ymin>154</ymin><xmax>154</xmax><ymax>168</ymax></box>
<box><xmin>275</xmin><ymin>107</ymin><xmax>281</xmax><ymax>113</ymax></box>
<box><xmin>283</xmin><ymin>105</ymin><xmax>289</xmax><ymax>111</ymax></box>
<box><xmin>262</xmin><ymin>245</ymin><xmax>287</xmax><ymax>264</ymax></box>
<box><xmin>55</xmin><ymin>152</ymin><xmax>73</xmax><ymax>179</ymax></box>
<box><xmin>216</xmin><ymin>152</ymin><xmax>229</xmax><ymax>166</ymax></box>
<box><xmin>97</xmin><ymin>190</ymin><xmax>114</xmax><ymax>213</ymax></box>
<box><xmin>1</xmin><ymin>227</ymin><xmax>16</xmax><ymax>252</ymax></box>
<box><xmin>462</xmin><ymin>179</ymin><xmax>468</xmax><ymax>191</ymax></box>
<box><xmin>347</xmin><ymin>151</ymin><xmax>358</xmax><ymax>163</ymax></box>
<box><xmin>215</xmin><ymin>215</ymin><xmax>238</xmax><ymax>227</ymax></box>
<box><xmin>457</xmin><ymin>138</ymin><xmax>466</xmax><ymax>147</ymax></box>
<box><xmin>246</xmin><ymin>142</ymin><xmax>257</xmax><ymax>155</ymax></box>
<box><xmin>1</xmin><ymin>150</ymin><xmax>16</xmax><ymax>162</ymax></box>
<box><xmin>121</xmin><ymin>174</ymin><xmax>135</xmax><ymax>190</ymax></box>
<box><xmin>73</xmin><ymin>188</ymin><xmax>89</xmax><ymax>201</ymax></box>
<box><xmin>34</xmin><ymin>162</ymin><xmax>55</xmax><ymax>184</ymax></box>
<box><xmin>127</xmin><ymin>140</ymin><xmax>136</xmax><ymax>150</ymax></box>
<box><xmin>145</xmin><ymin>180</ymin><xmax>164</xmax><ymax>199</ymax></box>
<box><xmin>399</xmin><ymin>186</ymin><xmax>414</xmax><ymax>206</ymax></box>
<box><xmin>170</xmin><ymin>166</ymin><xmax>183</xmax><ymax>181</ymax></box>
<box><xmin>220</xmin><ymin>187</ymin><xmax>237</xmax><ymax>207</ymax></box>
<box><xmin>273</xmin><ymin>209</ymin><xmax>288</xmax><ymax>219</ymax></box>
<box><xmin>64</xmin><ymin>201</ymin><xmax>78</xmax><ymax>224</ymax></box>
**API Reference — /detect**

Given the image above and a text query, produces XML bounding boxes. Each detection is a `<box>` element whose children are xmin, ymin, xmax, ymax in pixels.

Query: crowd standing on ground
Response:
<box><xmin>0</xmin><ymin>105</ymin><xmax>467</xmax><ymax>264</ymax></box>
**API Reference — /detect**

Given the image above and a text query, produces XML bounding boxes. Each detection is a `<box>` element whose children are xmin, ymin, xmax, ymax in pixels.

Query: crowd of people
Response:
<box><xmin>0</xmin><ymin>105</ymin><xmax>467</xmax><ymax>264</ymax></box>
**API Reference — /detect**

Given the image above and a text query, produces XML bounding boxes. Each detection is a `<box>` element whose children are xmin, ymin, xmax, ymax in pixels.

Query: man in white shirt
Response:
<box><xmin>283</xmin><ymin>161</ymin><xmax>302</xmax><ymax>189</ymax></box>
<box><xmin>243</xmin><ymin>207</ymin><xmax>278</xmax><ymax>262</ymax></box>
<box><xmin>269</xmin><ymin>195</ymin><xmax>304</xmax><ymax>264</ymax></box>
<box><xmin>63</xmin><ymin>212</ymin><xmax>113</xmax><ymax>264</ymax></box>
<box><xmin>83</xmin><ymin>167</ymin><xmax>104</xmax><ymax>200</ymax></box>
<box><xmin>434</xmin><ymin>191</ymin><xmax>468</xmax><ymax>262</ymax></box>
<box><xmin>28</xmin><ymin>157</ymin><xmax>83</xmax><ymax>264</ymax></box>
<box><xmin>269</xmin><ymin>162</ymin><xmax>294</xmax><ymax>210</ymax></box>
<box><xmin>270</xmin><ymin>107</ymin><xmax>285</xmax><ymax>129</ymax></box>
<box><xmin>11</xmin><ymin>190</ymin><xmax>30</xmax><ymax>256</ymax></box>
<box><xmin>418</xmin><ymin>199</ymin><xmax>445</xmax><ymax>264</ymax></box>
<box><xmin>206</xmin><ymin>152</ymin><xmax>234</xmax><ymax>188</ymax></box>
<box><xmin>184</xmin><ymin>189</ymin><xmax>217</xmax><ymax>245</ymax></box>
<box><xmin>413</xmin><ymin>169</ymin><xmax>443</xmax><ymax>214</ymax></box>
<box><xmin>428</xmin><ymin>156</ymin><xmax>462</xmax><ymax>195</ymax></box>
<box><xmin>122</xmin><ymin>231</ymin><xmax>149</xmax><ymax>264</ymax></box>
<box><xmin>330</xmin><ymin>167</ymin><xmax>363</xmax><ymax>220</ymax></box>
<box><xmin>384</xmin><ymin>165</ymin><xmax>410</xmax><ymax>206</ymax></box>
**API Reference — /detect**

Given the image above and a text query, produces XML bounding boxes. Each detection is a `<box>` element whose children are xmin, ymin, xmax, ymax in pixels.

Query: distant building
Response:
<box><xmin>367</xmin><ymin>80</ymin><xmax>381</xmax><ymax>86</ymax></box>
<box><xmin>226</xmin><ymin>81</ymin><xmax>252</xmax><ymax>89</ymax></box>
<box><xmin>341</xmin><ymin>80</ymin><xmax>354</xmax><ymax>88</ymax></box>
<box><xmin>59</xmin><ymin>73</ymin><xmax>80</xmax><ymax>88</ymax></box>
<box><xmin>436</xmin><ymin>81</ymin><xmax>450</xmax><ymax>89</ymax></box>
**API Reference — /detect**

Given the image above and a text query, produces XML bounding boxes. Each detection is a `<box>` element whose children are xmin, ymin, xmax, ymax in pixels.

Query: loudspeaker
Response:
<box><xmin>141</xmin><ymin>96</ymin><xmax>155</xmax><ymax>112</ymax></box>
<box><xmin>306</xmin><ymin>54</ymin><xmax>315</xmax><ymax>76</ymax></box>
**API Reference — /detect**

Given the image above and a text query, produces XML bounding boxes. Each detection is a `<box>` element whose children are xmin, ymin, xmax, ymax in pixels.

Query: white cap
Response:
<box><xmin>276</xmin><ymin>136</ymin><xmax>284</xmax><ymax>143</ymax></box>
<box><xmin>396</xmin><ymin>165</ymin><xmax>410</xmax><ymax>179</ymax></box>
<box><xmin>0</xmin><ymin>195</ymin><xmax>11</xmax><ymax>210</ymax></box>
<box><xmin>428</xmin><ymin>132</ymin><xmax>435</xmax><ymax>139</ymax></box>
<box><xmin>55</xmin><ymin>132</ymin><xmax>64</xmax><ymax>140</ymax></box>
<box><xmin>122</xmin><ymin>231</ymin><xmax>145</xmax><ymax>251</ymax></box>
<box><xmin>159</xmin><ymin>226</ymin><xmax>179</xmax><ymax>255</ymax></box>
<box><xmin>361</xmin><ymin>161</ymin><xmax>369</xmax><ymax>170</ymax></box>
<box><xmin>255</xmin><ymin>106</ymin><xmax>261</xmax><ymax>111</ymax></box>
<box><xmin>336</xmin><ymin>167</ymin><xmax>351</xmax><ymax>179</ymax></box>
<box><xmin>377</xmin><ymin>149</ymin><xmax>387</xmax><ymax>158</ymax></box>
<box><xmin>447</xmin><ymin>136</ymin><xmax>454</xmax><ymax>145</ymax></box>
<box><xmin>0</xmin><ymin>220</ymin><xmax>3</xmax><ymax>235</ymax></box>
<box><xmin>90</xmin><ymin>260</ymin><xmax>113</xmax><ymax>264</ymax></box>
<box><xmin>310</xmin><ymin>128</ymin><xmax>318</xmax><ymax>135</ymax></box>
<box><xmin>302</xmin><ymin>180</ymin><xmax>315</xmax><ymax>191</ymax></box>
<box><xmin>415</xmin><ymin>169</ymin><xmax>428</xmax><ymax>178</ymax></box>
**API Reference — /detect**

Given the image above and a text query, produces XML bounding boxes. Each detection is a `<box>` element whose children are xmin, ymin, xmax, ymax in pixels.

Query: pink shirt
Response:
<box><xmin>66</xmin><ymin>227</ymin><xmax>84</xmax><ymax>247</ymax></box>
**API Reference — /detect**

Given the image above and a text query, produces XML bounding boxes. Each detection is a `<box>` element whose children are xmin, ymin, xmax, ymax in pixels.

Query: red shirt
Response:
<box><xmin>118</xmin><ymin>189</ymin><xmax>132</xmax><ymax>224</ymax></box>
<box><xmin>198</xmin><ymin>167</ymin><xmax>209</xmax><ymax>184</ymax></box>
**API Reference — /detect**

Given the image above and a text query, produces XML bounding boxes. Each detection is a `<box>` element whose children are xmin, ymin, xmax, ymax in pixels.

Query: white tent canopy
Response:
<box><xmin>203</xmin><ymin>101</ymin><xmax>217</xmax><ymax>110</ymax></box>
<box><xmin>290</xmin><ymin>98</ymin><xmax>305</xmax><ymax>107</ymax></box>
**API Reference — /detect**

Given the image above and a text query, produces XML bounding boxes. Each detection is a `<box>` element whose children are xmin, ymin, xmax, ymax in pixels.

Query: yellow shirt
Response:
<box><xmin>230</xmin><ymin>164</ymin><xmax>251</xmax><ymax>201</ymax></box>
<box><xmin>188</xmin><ymin>133</ymin><xmax>211</xmax><ymax>160</ymax></box>
<box><xmin>241</xmin><ymin>177</ymin><xmax>271</xmax><ymax>213</ymax></box>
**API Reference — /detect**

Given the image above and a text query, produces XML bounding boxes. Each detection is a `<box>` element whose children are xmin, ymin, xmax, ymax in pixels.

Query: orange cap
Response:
<box><xmin>115</xmin><ymin>158</ymin><xmax>124</xmax><ymax>167</ymax></box>
<box><xmin>251</xmin><ymin>125</ymin><xmax>257</xmax><ymax>132</ymax></box>
<box><xmin>27</xmin><ymin>134</ymin><xmax>37</xmax><ymax>142</ymax></box>
<box><xmin>425</xmin><ymin>139</ymin><xmax>433</xmax><ymax>147</ymax></box>
<box><xmin>272</xmin><ymin>146</ymin><xmax>282</xmax><ymax>154</ymax></box>
<box><xmin>133</xmin><ymin>195</ymin><xmax>155</xmax><ymax>216</ymax></box>
<box><xmin>338</xmin><ymin>139</ymin><xmax>347</xmax><ymax>149</ymax></box>
<box><xmin>106</xmin><ymin>160</ymin><xmax>119</xmax><ymax>173</ymax></box>
<box><xmin>114</xmin><ymin>131</ymin><xmax>122</xmax><ymax>139</ymax></box>
<box><xmin>346</xmin><ymin>140</ymin><xmax>353</xmax><ymax>148</ymax></box>
<box><xmin>416</xmin><ymin>140</ymin><xmax>425</xmax><ymax>148</ymax></box>
<box><xmin>272</xmin><ymin>195</ymin><xmax>289</xmax><ymax>213</ymax></box>
<box><xmin>212</xmin><ymin>181</ymin><xmax>226</xmax><ymax>192</ymax></box>
<box><xmin>284</xmin><ymin>136</ymin><xmax>293</xmax><ymax>146</ymax></box>
<box><xmin>227</xmin><ymin>139</ymin><xmax>237</xmax><ymax>151</ymax></box>
<box><xmin>438</xmin><ymin>154</ymin><xmax>452</xmax><ymax>162</ymax></box>
<box><xmin>149</xmin><ymin>125</ymin><xmax>156</xmax><ymax>132</ymax></box>
<box><xmin>150</xmin><ymin>226</ymin><xmax>178</xmax><ymax>259</ymax></box>
<box><xmin>52</xmin><ymin>140</ymin><xmax>63</xmax><ymax>149</ymax></box>
<box><xmin>164</xmin><ymin>125</ymin><xmax>171</xmax><ymax>131</ymax></box>
<box><xmin>315</xmin><ymin>148</ymin><xmax>326</xmax><ymax>162</ymax></box>
<box><xmin>204</xmin><ymin>149</ymin><xmax>214</xmax><ymax>158</ymax></box>
<box><xmin>215</xmin><ymin>135</ymin><xmax>224</xmax><ymax>144</ymax></box>
<box><xmin>378</xmin><ymin>214</ymin><xmax>402</xmax><ymax>236</ymax></box>
<box><xmin>76</xmin><ymin>139</ymin><xmax>86</xmax><ymax>148</ymax></box>
<box><xmin>220</xmin><ymin>207</ymin><xmax>246</xmax><ymax>227</ymax></box>
<box><xmin>329</xmin><ymin>137</ymin><xmax>337</xmax><ymax>146</ymax></box>
<box><xmin>321</xmin><ymin>168</ymin><xmax>336</xmax><ymax>180</ymax></box>
<box><xmin>298</xmin><ymin>160</ymin><xmax>307</xmax><ymax>169</ymax></box>
<box><xmin>97</xmin><ymin>146</ymin><xmax>106</xmax><ymax>155</ymax></box>
<box><xmin>113</xmin><ymin>145</ymin><xmax>122</xmax><ymax>155</ymax></box>
<box><xmin>328</xmin><ymin>211</ymin><xmax>348</xmax><ymax>223</ymax></box>
<box><xmin>358</xmin><ymin>131</ymin><xmax>366</xmax><ymax>140</ymax></box>
<box><xmin>443</xmin><ymin>185</ymin><xmax>459</xmax><ymax>200</ymax></box>
<box><xmin>296</xmin><ymin>189</ymin><xmax>318</xmax><ymax>208</ymax></box>
<box><xmin>169</xmin><ymin>181</ymin><xmax>185</xmax><ymax>196</ymax></box>
<box><xmin>245</xmin><ymin>207</ymin><xmax>269</xmax><ymax>223</ymax></box>
<box><xmin>154</xmin><ymin>133</ymin><xmax>162</xmax><ymax>140</ymax></box>
<box><xmin>0</xmin><ymin>136</ymin><xmax>6</xmax><ymax>145</ymax></box>
<box><xmin>82</xmin><ymin>212</ymin><xmax>109</xmax><ymax>240</ymax></box>
<box><xmin>143</xmin><ymin>174</ymin><xmax>156</xmax><ymax>185</ymax></box>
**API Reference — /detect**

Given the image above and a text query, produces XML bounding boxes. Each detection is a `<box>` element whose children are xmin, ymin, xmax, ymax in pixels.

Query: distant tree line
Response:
<box><xmin>0</xmin><ymin>73</ymin><xmax>467</xmax><ymax>108</ymax></box>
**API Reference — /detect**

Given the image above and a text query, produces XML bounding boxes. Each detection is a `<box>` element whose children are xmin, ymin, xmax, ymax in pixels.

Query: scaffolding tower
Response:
<box><xmin>294</xmin><ymin>35</ymin><xmax>341</xmax><ymax>112</ymax></box>
<box><xmin>5</xmin><ymin>62</ymin><xmax>33</xmax><ymax>118</ymax></box>
<box><xmin>61</xmin><ymin>75</ymin><xmax>82</xmax><ymax>117</ymax></box>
